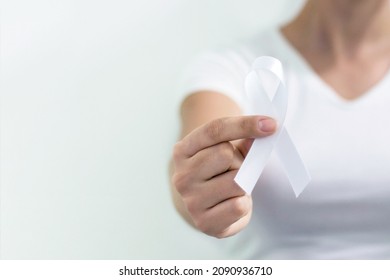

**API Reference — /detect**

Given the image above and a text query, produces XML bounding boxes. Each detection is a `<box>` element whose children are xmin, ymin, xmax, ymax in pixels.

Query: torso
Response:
<box><xmin>220</xmin><ymin>29</ymin><xmax>390</xmax><ymax>259</ymax></box>
<box><xmin>180</xmin><ymin>27</ymin><xmax>390</xmax><ymax>259</ymax></box>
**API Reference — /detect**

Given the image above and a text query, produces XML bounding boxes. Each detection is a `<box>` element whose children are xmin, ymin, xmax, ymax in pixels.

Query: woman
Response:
<box><xmin>171</xmin><ymin>0</ymin><xmax>390</xmax><ymax>259</ymax></box>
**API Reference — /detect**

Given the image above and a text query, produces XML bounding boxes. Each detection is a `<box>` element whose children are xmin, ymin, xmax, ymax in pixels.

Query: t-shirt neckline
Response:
<box><xmin>271</xmin><ymin>27</ymin><xmax>390</xmax><ymax>107</ymax></box>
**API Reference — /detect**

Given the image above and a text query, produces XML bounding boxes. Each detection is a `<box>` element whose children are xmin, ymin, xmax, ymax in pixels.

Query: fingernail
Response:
<box><xmin>258</xmin><ymin>119</ymin><xmax>276</xmax><ymax>132</ymax></box>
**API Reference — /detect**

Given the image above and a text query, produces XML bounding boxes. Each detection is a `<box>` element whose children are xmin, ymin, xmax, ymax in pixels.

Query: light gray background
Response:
<box><xmin>1</xmin><ymin>0</ymin><xmax>303</xmax><ymax>259</ymax></box>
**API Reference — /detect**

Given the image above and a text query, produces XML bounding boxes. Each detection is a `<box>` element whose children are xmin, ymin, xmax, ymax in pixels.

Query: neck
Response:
<box><xmin>283</xmin><ymin>0</ymin><xmax>390</xmax><ymax>57</ymax></box>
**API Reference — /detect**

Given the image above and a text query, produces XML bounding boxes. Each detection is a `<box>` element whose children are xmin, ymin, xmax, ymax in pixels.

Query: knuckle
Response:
<box><xmin>190</xmin><ymin>211</ymin><xmax>213</xmax><ymax>235</ymax></box>
<box><xmin>184</xmin><ymin>196</ymin><xmax>199</xmax><ymax>214</ymax></box>
<box><xmin>231</xmin><ymin>196</ymin><xmax>251</xmax><ymax>217</ymax></box>
<box><xmin>214</xmin><ymin>231</ymin><xmax>230</xmax><ymax>239</ymax></box>
<box><xmin>172</xmin><ymin>172</ymin><xmax>191</xmax><ymax>194</ymax></box>
<box><xmin>195</xmin><ymin>218</ymin><xmax>215</xmax><ymax>236</ymax></box>
<box><xmin>214</xmin><ymin>223</ymin><xmax>238</xmax><ymax>239</ymax></box>
<box><xmin>239</xmin><ymin>117</ymin><xmax>255</xmax><ymax>133</ymax></box>
<box><xmin>216</xmin><ymin>142</ymin><xmax>234</xmax><ymax>163</ymax></box>
<box><xmin>205</xmin><ymin>118</ymin><xmax>226</xmax><ymax>141</ymax></box>
<box><xmin>193</xmin><ymin>216</ymin><xmax>207</xmax><ymax>232</ymax></box>
<box><xmin>172</xmin><ymin>141</ymin><xmax>185</xmax><ymax>161</ymax></box>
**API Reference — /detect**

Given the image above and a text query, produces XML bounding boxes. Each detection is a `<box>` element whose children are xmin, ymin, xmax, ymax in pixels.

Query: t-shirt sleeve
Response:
<box><xmin>177</xmin><ymin>50</ymin><xmax>252</xmax><ymax>111</ymax></box>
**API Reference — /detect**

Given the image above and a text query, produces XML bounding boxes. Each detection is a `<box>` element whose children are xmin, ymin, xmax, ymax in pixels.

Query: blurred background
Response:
<box><xmin>1</xmin><ymin>0</ymin><xmax>303</xmax><ymax>259</ymax></box>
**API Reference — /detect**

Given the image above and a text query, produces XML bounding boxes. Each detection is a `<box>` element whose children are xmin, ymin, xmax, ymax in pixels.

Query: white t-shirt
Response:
<box><xmin>179</xmin><ymin>28</ymin><xmax>390</xmax><ymax>259</ymax></box>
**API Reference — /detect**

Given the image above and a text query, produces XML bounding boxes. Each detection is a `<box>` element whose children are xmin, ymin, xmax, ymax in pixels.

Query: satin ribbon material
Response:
<box><xmin>234</xmin><ymin>56</ymin><xmax>311</xmax><ymax>197</ymax></box>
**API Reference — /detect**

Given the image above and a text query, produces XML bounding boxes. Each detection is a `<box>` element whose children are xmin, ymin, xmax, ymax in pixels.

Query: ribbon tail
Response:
<box><xmin>275</xmin><ymin>128</ymin><xmax>311</xmax><ymax>197</ymax></box>
<box><xmin>234</xmin><ymin>134</ymin><xmax>277</xmax><ymax>194</ymax></box>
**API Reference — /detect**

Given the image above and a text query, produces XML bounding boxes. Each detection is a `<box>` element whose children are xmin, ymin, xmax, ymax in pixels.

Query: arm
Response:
<box><xmin>170</xmin><ymin>91</ymin><xmax>242</xmax><ymax>227</ymax></box>
<box><xmin>170</xmin><ymin>91</ymin><xmax>276</xmax><ymax>238</ymax></box>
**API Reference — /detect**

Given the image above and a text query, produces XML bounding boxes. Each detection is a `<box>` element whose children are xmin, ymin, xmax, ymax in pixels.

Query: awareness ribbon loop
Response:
<box><xmin>234</xmin><ymin>56</ymin><xmax>311</xmax><ymax>197</ymax></box>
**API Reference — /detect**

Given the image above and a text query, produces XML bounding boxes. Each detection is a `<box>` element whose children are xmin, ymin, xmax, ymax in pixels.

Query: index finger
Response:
<box><xmin>179</xmin><ymin>115</ymin><xmax>276</xmax><ymax>157</ymax></box>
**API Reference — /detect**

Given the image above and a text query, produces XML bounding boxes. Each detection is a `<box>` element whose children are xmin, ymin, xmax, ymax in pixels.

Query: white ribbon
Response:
<box><xmin>234</xmin><ymin>56</ymin><xmax>311</xmax><ymax>197</ymax></box>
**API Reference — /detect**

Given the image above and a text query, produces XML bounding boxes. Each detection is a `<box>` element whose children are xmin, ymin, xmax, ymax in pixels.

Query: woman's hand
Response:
<box><xmin>172</xmin><ymin>115</ymin><xmax>276</xmax><ymax>238</ymax></box>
